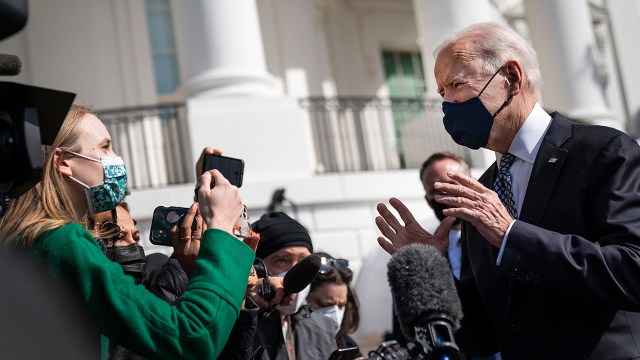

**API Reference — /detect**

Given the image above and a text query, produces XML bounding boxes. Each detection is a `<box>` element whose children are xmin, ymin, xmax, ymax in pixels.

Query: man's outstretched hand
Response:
<box><xmin>375</xmin><ymin>197</ymin><xmax>456</xmax><ymax>255</ymax></box>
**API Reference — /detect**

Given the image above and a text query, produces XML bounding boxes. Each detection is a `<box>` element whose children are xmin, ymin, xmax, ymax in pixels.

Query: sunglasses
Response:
<box><xmin>319</xmin><ymin>256</ymin><xmax>351</xmax><ymax>276</ymax></box>
<box><xmin>88</xmin><ymin>208</ymin><xmax>122</xmax><ymax>244</ymax></box>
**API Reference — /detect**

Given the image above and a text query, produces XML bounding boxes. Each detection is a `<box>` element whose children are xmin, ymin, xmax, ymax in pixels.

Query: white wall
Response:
<box><xmin>257</xmin><ymin>0</ymin><xmax>335</xmax><ymax>97</ymax></box>
<box><xmin>0</xmin><ymin>0</ymin><xmax>156</xmax><ymax>109</ymax></box>
<box><xmin>324</xmin><ymin>0</ymin><xmax>420</xmax><ymax>96</ymax></box>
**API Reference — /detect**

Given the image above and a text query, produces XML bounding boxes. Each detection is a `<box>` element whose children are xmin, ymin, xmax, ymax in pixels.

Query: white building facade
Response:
<box><xmin>2</xmin><ymin>0</ymin><xmax>640</xmax><ymax>349</ymax></box>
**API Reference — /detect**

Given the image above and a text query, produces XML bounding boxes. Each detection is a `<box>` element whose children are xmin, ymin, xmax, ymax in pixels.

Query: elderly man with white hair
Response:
<box><xmin>376</xmin><ymin>22</ymin><xmax>640</xmax><ymax>360</ymax></box>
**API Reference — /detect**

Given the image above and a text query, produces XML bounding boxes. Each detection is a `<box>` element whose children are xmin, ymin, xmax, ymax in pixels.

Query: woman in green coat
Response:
<box><xmin>0</xmin><ymin>104</ymin><xmax>255</xmax><ymax>359</ymax></box>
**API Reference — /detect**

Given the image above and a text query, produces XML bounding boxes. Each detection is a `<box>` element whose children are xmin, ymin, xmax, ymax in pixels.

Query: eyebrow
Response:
<box><xmin>438</xmin><ymin>72</ymin><xmax>470</xmax><ymax>94</ymax></box>
<box><xmin>449</xmin><ymin>73</ymin><xmax>471</xmax><ymax>84</ymax></box>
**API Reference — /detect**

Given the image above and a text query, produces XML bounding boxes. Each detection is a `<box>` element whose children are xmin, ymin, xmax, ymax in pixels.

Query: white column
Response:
<box><xmin>606</xmin><ymin>0</ymin><xmax>640</xmax><ymax>136</ymax></box>
<box><xmin>524</xmin><ymin>0</ymin><xmax>617</xmax><ymax>127</ymax></box>
<box><xmin>171</xmin><ymin>1</ymin><xmax>315</xmax><ymax>181</ymax></box>
<box><xmin>412</xmin><ymin>0</ymin><xmax>499</xmax><ymax>169</ymax></box>
<box><xmin>412</xmin><ymin>0</ymin><xmax>499</xmax><ymax>99</ymax></box>
<box><xmin>171</xmin><ymin>0</ymin><xmax>276</xmax><ymax>97</ymax></box>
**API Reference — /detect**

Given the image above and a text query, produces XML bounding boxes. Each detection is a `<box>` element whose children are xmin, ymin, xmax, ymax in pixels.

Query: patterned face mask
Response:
<box><xmin>65</xmin><ymin>150</ymin><xmax>128</xmax><ymax>214</ymax></box>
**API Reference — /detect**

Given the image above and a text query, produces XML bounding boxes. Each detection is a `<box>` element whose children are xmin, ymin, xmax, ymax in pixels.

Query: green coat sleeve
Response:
<box><xmin>31</xmin><ymin>223</ymin><xmax>254</xmax><ymax>360</ymax></box>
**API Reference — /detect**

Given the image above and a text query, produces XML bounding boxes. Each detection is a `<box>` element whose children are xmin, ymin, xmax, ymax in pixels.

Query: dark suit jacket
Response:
<box><xmin>455</xmin><ymin>113</ymin><xmax>640</xmax><ymax>360</ymax></box>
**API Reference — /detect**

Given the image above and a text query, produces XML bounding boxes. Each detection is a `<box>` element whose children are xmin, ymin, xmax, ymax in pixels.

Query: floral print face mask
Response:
<box><xmin>66</xmin><ymin>150</ymin><xmax>128</xmax><ymax>215</ymax></box>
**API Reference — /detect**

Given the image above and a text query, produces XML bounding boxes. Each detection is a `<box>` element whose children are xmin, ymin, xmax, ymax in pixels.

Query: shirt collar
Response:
<box><xmin>498</xmin><ymin>103</ymin><xmax>552</xmax><ymax>164</ymax></box>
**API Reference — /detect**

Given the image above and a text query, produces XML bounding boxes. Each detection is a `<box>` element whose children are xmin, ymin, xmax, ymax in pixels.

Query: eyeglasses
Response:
<box><xmin>319</xmin><ymin>256</ymin><xmax>351</xmax><ymax>276</ymax></box>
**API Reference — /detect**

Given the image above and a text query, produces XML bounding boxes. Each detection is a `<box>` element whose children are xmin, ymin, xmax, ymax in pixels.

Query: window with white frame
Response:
<box><xmin>145</xmin><ymin>0</ymin><xmax>180</xmax><ymax>96</ymax></box>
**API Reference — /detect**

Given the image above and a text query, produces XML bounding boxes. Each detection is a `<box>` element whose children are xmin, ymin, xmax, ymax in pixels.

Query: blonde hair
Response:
<box><xmin>0</xmin><ymin>104</ymin><xmax>94</xmax><ymax>247</ymax></box>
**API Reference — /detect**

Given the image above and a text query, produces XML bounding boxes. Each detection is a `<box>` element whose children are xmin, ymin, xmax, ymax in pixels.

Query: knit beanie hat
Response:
<box><xmin>252</xmin><ymin>212</ymin><xmax>313</xmax><ymax>260</ymax></box>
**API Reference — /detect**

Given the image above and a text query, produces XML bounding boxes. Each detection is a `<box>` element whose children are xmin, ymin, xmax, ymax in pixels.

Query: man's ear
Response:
<box><xmin>53</xmin><ymin>148</ymin><xmax>73</xmax><ymax>177</ymax></box>
<box><xmin>505</xmin><ymin>60</ymin><xmax>523</xmax><ymax>96</ymax></box>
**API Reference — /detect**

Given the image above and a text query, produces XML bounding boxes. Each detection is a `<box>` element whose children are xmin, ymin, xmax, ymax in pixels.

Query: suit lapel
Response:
<box><xmin>519</xmin><ymin>113</ymin><xmax>572</xmax><ymax>225</ymax></box>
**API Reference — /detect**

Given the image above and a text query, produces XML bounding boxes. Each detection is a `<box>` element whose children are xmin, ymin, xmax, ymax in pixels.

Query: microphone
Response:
<box><xmin>282</xmin><ymin>254</ymin><xmax>321</xmax><ymax>293</ymax></box>
<box><xmin>387</xmin><ymin>244</ymin><xmax>462</xmax><ymax>359</ymax></box>
<box><xmin>0</xmin><ymin>54</ymin><xmax>21</xmax><ymax>76</ymax></box>
<box><xmin>262</xmin><ymin>254</ymin><xmax>321</xmax><ymax>317</ymax></box>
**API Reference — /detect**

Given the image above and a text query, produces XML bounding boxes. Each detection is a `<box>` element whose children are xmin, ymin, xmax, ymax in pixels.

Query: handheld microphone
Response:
<box><xmin>262</xmin><ymin>254</ymin><xmax>321</xmax><ymax>317</ymax></box>
<box><xmin>0</xmin><ymin>54</ymin><xmax>22</xmax><ymax>76</ymax></box>
<box><xmin>387</xmin><ymin>244</ymin><xmax>462</xmax><ymax>360</ymax></box>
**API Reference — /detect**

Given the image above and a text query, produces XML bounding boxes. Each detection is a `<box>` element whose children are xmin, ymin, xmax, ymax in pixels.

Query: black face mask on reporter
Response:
<box><xmin>106</xmin><ymin>243</ymin><xmax>147</xmax><ymax>284</ymax></box>
<box><xmin>441</xmin><ymin>65</ymin><xmax>513</xmax><ymax>149</ymax></box>
<box><xmin>428</xmin><ymin>198</ymin><xmax>461</xmax><ymax>226</ymax></box>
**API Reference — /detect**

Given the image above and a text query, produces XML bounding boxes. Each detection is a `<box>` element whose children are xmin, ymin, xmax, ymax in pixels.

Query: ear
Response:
<box><xmin>504</xmin><ymin>60</ymin><xmax>523</xmax><ymax>97</ymax></box>
<box><xmin>53</xmin><ymin>148</ymin><xmax>73</xmax><ymax>178</ymax></box>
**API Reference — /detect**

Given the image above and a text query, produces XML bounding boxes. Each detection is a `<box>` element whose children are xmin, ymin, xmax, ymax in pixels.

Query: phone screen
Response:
<box><xmin>149</xmin><ymin>206</ymin><xmax>190</xmax><ymax>246</ymax></box>
<box><xmin>202</xmin><ymin>154</ymin><xmax>244</xmax><ymax>187</ymax></box>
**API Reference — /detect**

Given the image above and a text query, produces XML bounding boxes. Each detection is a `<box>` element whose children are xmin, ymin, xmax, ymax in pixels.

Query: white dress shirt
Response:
<box><xmin>496</xmin><ymin>103</ymin><xmax>552</xmax><ymax>265</ymax></box>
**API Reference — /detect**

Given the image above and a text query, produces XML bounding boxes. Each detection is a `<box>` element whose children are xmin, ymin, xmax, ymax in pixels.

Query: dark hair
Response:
<box><xmin>310</xmin><ymin>252</ymin><xmax>359</xmax><ymax>339</ymax></box>
<box><xmin>419</xmin><ymin>152</ymin><xmax>470</xmax><ymax>180</ymax></box>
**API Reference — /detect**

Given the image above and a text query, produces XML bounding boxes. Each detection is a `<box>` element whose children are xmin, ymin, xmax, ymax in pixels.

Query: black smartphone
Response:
<box><xmin>328</xmin><ymin>347</ymin><xmax>359</xmax><ymax>360</ymax></box>
<box><xmin>202</xmin><ymin>154</ymin><xmax>245</xmax><ymax>187</ymax></box>
<box><xmin>149</xmin><ymin>206</ymin><xmax>196</xmax><ymax>246</ymax></box>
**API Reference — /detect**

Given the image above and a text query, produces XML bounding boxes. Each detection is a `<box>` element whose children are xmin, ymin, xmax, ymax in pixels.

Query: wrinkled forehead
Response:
<box><xmin>435</xmin><ymin>42</ymin><xmax>484</xmax><ymax>82</ymax></box>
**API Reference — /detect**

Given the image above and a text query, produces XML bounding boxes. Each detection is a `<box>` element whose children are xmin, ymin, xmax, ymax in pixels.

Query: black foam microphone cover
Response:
<box><xmin>283</xmin><ymin>254</ymin><xmax>321</xmax><ymax>293</ymax></box>
<box><xmin>0</xmin><ymin>54</ymin><xmax>21</xmax><ymax>76</ymax></box>
<box><xmin>387</xmin><ymin>243</ymin><xmax>463</xmax><ymax>340</ymax></box>
<box><xmin>260</xmin><ymin>254</ymin><xmax>321</xmax><ymax>318</ymax></box>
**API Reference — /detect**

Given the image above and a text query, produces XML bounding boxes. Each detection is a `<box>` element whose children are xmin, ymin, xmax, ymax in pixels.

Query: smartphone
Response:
<box><xmin>328</xmin><ymin>347</ymin><xmax>359</xmax><ymax>360</ymax></box>
<box><xmin>202</xmin><ymin>154</ymin><xmax>244</xmax><ymax>187</ymax></box>
<box><xmin>149</xmin><ymin>206</ymin><xmax>196</xmax><ymax>246</ymax></box>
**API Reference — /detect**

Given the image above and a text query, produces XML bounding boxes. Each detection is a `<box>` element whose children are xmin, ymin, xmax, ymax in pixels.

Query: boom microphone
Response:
<box><xmin>0</xmin><ymin>54</ymin><xmax>21</xmax><ymax>76</ymax></box>
<box><xmin>387</xmin><ymin>244</ymin><xmax>462</xmax><ymax>359</ymax></box>
<box><xmin>262</xmin><ymin>254</ymin><xmax>321</xmax><ymax>317</ymax></box>
<box><xmin>283</xmin><ymin>254</ymin><xmax>321</xmax><ymax>293</ymax></box>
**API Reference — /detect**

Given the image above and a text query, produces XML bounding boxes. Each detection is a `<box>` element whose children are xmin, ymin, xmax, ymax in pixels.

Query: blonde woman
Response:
<box><xmin>0</xmin><ymin>104</ymin><xmax>255</xmax><ymax>359</ymax></box>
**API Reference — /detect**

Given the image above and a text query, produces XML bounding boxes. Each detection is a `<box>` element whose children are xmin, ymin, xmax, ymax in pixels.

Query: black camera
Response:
<box><xmin>0</xmin><ymin>0</ymin><xmax>76</xmax><ymax>205</ymax></box>
<box><xmin>366</xmin><ymin>340</ymin><xmax>411</xmax><ymax>359</ymax></box>
<box><xmin>366</xmin><ymin>334</ymin><xmax>460</xmax><ymax>360</ymax></box>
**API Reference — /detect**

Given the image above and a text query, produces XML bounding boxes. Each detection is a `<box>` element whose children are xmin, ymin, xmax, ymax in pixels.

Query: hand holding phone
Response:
<box><xmin>149</xmin><ymin>206</ymin><xmax>197</xmax><ymax>246</ymax></box>
<box><xmin>170</xmin><ymin>203</ymin><xmax>203</xmax><ymax>278</ymax></box>
<box><xmin>197</xmin><ymin>170</ymin><xmax>244</xmax><ymax>236</ymax></box>
<box><xmin>194</xmin><ymin>147</ymin><xmax>222</xmax><ymax>182</ymax></box>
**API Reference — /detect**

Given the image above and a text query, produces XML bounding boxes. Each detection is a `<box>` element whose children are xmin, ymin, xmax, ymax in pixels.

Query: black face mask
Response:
<box><xmin>428</xmin><ymin>198</ymin><xmax>461</xmax><ymax>226</ymax></box>
<box><xmin>441</xmin><ymin>65</ymin><xmax>512</xmax><ymax>150</ymax></box>
<box><xmin>106</xmin><ymin>243</ymin><xmax>147</xmax><ymax>284</ymax></box>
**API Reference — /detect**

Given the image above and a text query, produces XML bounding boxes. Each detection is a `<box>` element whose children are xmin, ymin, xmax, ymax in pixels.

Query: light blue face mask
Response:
<box><xmin>65</xmin><ymin>150</ymin><xmax>128</xmax><ymax>215</ymax></box>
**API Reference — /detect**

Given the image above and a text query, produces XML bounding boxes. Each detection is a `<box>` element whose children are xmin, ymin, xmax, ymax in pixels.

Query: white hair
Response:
<box><xmin>434</xmin><ymin>22</ymin><xmax>542</xmax><ymax>93</ymax></box>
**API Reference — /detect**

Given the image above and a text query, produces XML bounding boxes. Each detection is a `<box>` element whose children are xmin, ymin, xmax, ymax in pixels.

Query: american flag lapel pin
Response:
<box><xmin>548</xmin><ymin>157</ymin><xmax>558</xmax><ymax>163</ymax></box>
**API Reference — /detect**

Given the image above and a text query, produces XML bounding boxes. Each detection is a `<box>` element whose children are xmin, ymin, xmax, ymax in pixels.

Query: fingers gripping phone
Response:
<box><xmin>149</xmin><ymin>206</ymin><xmax>197</xmax><ymax>246</ymax></box>
<box><xmin>202</xmin><ymin>154</ymin><xmax>244</xmax><ymax>188</ymax></box>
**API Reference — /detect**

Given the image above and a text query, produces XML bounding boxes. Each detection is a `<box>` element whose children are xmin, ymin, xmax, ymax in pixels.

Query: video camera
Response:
<box><xmin>0</xmin><ymin>0</ymin><xmax>76</xmax><ymax>212</ymax></box>
<box><xmin>366</xmin><ymin>335</ymin><xmax>459</xmax><ymax>360</ymax></box>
